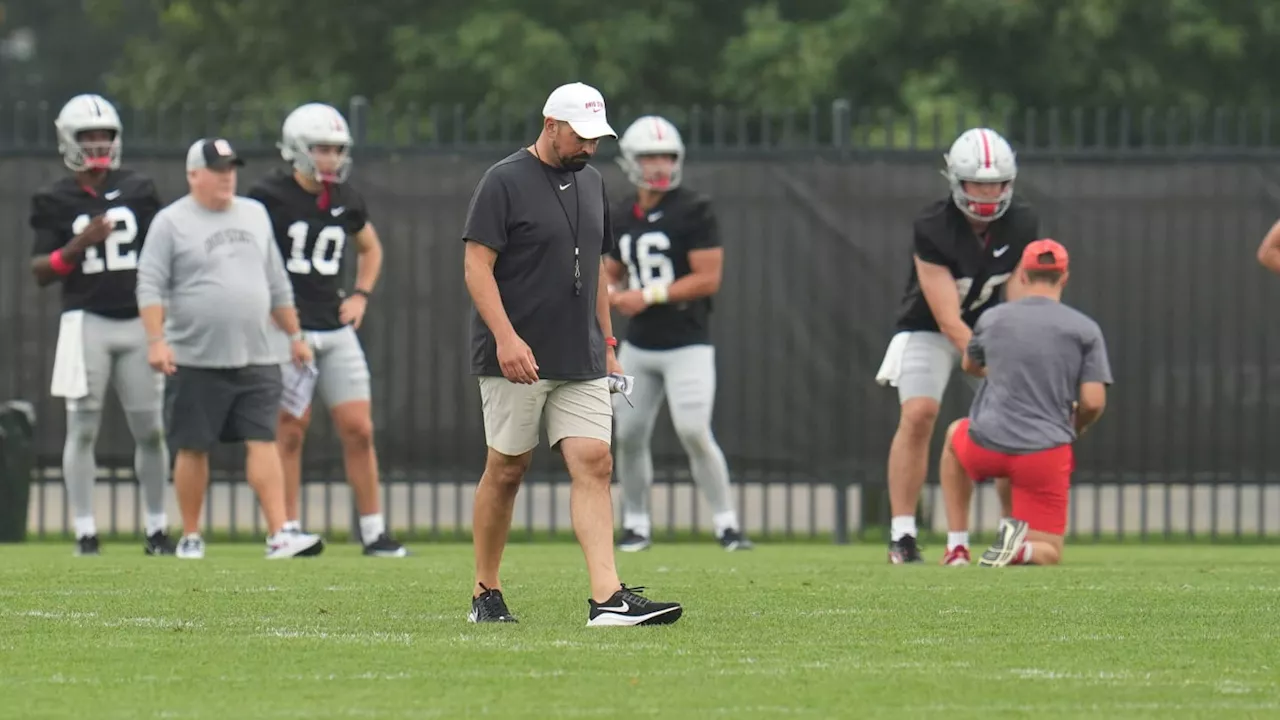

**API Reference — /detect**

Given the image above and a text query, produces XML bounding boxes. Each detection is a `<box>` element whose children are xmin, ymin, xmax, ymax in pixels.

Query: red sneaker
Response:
<box><xmin>1009</xmin><ymin>543</ymin><xmax>1033</xmax><ymax>566</ymax></box>
<box><xmin>940</xmin><ymin>546</ymin><xmax>970</xmax><ymax>566</ymax></box>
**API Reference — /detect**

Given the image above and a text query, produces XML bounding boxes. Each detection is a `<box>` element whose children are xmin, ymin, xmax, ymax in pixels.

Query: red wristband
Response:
<box><xmin>49</xmin><ymin>249</ymin><xmax>75</xmax><ymax>276</ymax></box>
<box><xmin>605</xmin><ymin>336</ymin><xmax>618</xmax><ymax>349</ymax></box>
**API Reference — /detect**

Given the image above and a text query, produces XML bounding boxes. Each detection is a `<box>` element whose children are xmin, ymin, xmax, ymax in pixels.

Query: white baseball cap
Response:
<box><xmin>542</xmin><ymin>82</ymin><xmax>616</xmax><ymax>140</ymax></box>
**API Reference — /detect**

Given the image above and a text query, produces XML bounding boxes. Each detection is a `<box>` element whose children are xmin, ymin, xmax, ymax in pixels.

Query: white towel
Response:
<box><xmin>50</xmin><ymin>310</ymin><xmax>89</xmax><ymax>399</ymax></box>
<box><xmin>279</xmin><ymin>361</ymin><xmax>319</xmax><ymax>419</ymax></box>
<box><xmin>874</xmin><ymin>331</ymin><xmax>911</xmax><ymax>388</ymax></box>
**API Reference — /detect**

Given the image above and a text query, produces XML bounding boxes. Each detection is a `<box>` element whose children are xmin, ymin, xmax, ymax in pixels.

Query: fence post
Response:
<box><xmin>831</xmin><ymin>99</ymin><xmax>851</xmax><ymax>158</ymax></box>
<box><xmin>348</xmin><ymin>96</ymin><xmax>369</xmax><ymax>146</ymax></box>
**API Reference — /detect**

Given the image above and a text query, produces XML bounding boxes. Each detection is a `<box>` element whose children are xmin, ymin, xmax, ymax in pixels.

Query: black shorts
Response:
<box><xmin>165</xmin><ymin>365</ymin><xmax>283</xmax><ymax>451</ymax></box>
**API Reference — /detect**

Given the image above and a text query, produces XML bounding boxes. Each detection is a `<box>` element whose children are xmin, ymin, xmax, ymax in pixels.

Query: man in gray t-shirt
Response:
<box><xmin>136</xmin><ymin>137</ymin><xmax>323</xmax><ymax>561</ymax></box>
<box><xmin>462</xmin><ymin>83</ymin><xmax>682</xmax><ymax>628</ymax></box>
<box><xmin>937</xmin><ymin>239</ymin><xmax>1112</xmax><ymax>568</ymax></box>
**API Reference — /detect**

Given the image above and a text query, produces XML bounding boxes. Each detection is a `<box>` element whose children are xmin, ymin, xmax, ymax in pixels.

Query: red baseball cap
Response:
<box><xmin>1021</xmin><ymin>239</ymin><xmax>1069</xmax><ymax>272</ymax></box>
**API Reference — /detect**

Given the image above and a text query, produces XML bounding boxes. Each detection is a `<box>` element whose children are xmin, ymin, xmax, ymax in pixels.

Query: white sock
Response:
<box><xmin>947</xmin><ymin>531</ymin><xmax>969</xmax><ymax>550</ymax></box>
<box><xmin>281</xmin><ymin>520</ymin><xmax>301</xmax><ymax>533</ymax></box>
<box><xmin>183</xmin><ymin>532</ymin><xmax>201</xmax><ymax>541</ymax></box>
<box><xmin>890</xmin><ymin>515</ymin><xmax>917</xmax><ymax>542</ymax></box>
<box><xmin>145</xmin><ymin>513</ymin><xmax>167</xmax><ymax>537</ymax></box>
<box><xmin>359</xmin><ymin>513</ymin><xmax>385</xmax><ymax>545</ymax></box>
<box><xmin>623</xmin><ymin>512</ymin><xmax>651</xmax><ymax>539</ymax></box>
<box><xmin>713</xmin><ymin>510</ymin><xmax>739</xmax><ymax>538</ymax></box>
<box><xmin>74</xmin><ymin>516</ymin><xmax>97</xmax><ymax>539</ymax></box>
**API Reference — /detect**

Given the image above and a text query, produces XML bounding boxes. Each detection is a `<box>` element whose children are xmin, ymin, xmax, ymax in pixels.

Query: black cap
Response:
<box><xmin>186</xmin><ymin>137</ymin><xmax>245</xmax><ymax>171</ymax></box>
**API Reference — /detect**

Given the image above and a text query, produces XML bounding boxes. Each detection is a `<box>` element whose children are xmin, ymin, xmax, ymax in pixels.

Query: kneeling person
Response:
<box><xmin>939</xmin><ymin>240</ymin><xmax>1111</xmax><ymax>566</ymax></box>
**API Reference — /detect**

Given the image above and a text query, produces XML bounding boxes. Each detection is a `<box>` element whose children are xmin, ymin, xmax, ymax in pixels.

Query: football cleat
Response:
<box><xmin>940</xmin><ymin>546</ymin><xmax>971</xmax><ymax>566</ymax></box>
<box><xmin>979</xmin><ymin>518</ymin><xmax>1029</xmax><ymax>568</ymax></box>
<box><xmin>888</xmin><ymin>535</ymin><xmax>924</xmax><ymax>564</ymax></box>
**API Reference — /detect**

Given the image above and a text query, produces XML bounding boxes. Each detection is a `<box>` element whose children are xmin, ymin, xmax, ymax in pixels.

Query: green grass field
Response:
<box><xmin>1</xmin><ymin>541</ymin><xmax>1276</xmax><ymax>720</ymax></box>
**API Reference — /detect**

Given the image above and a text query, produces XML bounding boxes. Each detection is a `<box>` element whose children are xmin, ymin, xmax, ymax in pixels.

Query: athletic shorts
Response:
<box><xmin>165</xmin><ymin>365</ymin><xmax>283</xmax><ymax>451</ymax></box>
<box><xmin>950</xmin><ymin>418</ymin><xmax>1073</xmax><ymax>535</ymax></box>
<box><xmin>477</xmin><ymin>376</ymin><xmax>612</xmax><ymax>456</ymax></box>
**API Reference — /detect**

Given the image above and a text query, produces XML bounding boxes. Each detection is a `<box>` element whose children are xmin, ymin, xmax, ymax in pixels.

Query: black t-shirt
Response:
<box><xmin>462</xmin><ymin>149</ymin><xmax>613</xmax><ymax>381</ymax></box>
<box><xmin>29</xmin><ymin>168</ymin><xmax>163</xmax><ymax>319</ymax></box>
<box><xmin>247</xmin><ymin>170</ymin><xmax>370</xmax><ymax>331</ymax></box>
<box><xmin>894</xmin><ymin>199</ymin><xmax>1040</xmax><ymax>333</ymax></box>
<box><xmin>609</xmin><ymin>187</ymin><xmax>720</xmax><ymax>350</ymax></box>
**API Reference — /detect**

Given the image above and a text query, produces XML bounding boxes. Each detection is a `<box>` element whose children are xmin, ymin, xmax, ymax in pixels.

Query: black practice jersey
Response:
<box><xmin>248</xmin><ymin>170</ymin><xmax>370</xmax><ymax>331</ymax></box>
<box><xmin>29</xmin><ymin>169</ymin><xmax>162</xmax><ymax>318</ymax></box>
<box><xmin>894</xmin><ymin>199</ymin><xmax>1040</xmax><ymax>333</ymax></box>
<box><xmin>609</xmin><ymin>187</ymin><xmax>721</xmax><ymax>350</ymax></box>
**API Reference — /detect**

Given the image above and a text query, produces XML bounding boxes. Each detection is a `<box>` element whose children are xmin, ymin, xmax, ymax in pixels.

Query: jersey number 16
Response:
<box><xmin>71</xmin><ymin>207</ymin><xmax>138</xmax><ymax>275</ymax></box>
<box><xmin>619</xmin><ymin>231</ymin><xmax>676</xmax><ymax>291</ymax></box>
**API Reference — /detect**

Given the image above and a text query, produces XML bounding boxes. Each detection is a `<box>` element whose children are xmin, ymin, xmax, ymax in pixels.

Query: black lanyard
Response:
<box><xmin>533</xmin><ymin>148</ymin><xmax>583</xmax><ymax>296</ymax></box>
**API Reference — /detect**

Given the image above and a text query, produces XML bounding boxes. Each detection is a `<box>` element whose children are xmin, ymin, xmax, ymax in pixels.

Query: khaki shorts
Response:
<box><xmin>477</xmin><ymin>376</ymin><xmax>612</xmax><ymax>456</ymax></box>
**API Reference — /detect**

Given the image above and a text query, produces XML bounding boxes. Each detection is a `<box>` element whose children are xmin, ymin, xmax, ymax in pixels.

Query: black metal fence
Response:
<box><xmin>3</xmin><ymin>102</ymin><xmax>1280</xmax><ymax>542</ymax></box>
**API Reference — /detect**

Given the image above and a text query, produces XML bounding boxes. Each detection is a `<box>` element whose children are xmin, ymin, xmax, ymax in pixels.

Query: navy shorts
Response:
<box><xmin>165</xmin><ymin>365</ymin><xmax>283</xmax><ymax>451</ymax></box>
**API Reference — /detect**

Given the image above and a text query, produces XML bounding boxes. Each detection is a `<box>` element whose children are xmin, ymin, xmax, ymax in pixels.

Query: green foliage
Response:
<box><xmin>61</xmin><ymin>0</ymin><xmax>1280</xmax><ymax>147</ymax></box>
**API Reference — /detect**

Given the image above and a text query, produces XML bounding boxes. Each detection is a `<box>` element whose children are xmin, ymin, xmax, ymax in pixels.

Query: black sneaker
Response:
<box><xmin>718</xmin><ymin>528</ymin><xmax>754</xmax><ymax>551</ymax></box>
<box><xmin>75</xmin><ymin>535</ymin><xmax>100</xmax><ymax>556</ymax></box>
<box><xmin>587</xmin><ymin>585</ymin><xmax>683</xmax><ymax>627</ymax></box>
<box><xmin>616</xmin><ymin>529</ymin><xmax>651</xmax><ymax>553</ymax></box>
<box><xmin>363</xmin><ymin>533</ymin><xmax>408</xmax><ymax>558</ymax></box>
<box><xmin>468</xmin><ymin>584</ymin><xmax>517</xmax><ymax>623</ymax></box>
<box><xmin>888</xmin><ymin>534</ymin><xmax>924</xmax><ymax>564</ymax></box>
<box><xmin>144</xmin><ymin>531</ymin><xmax>177</xmax><ymax>556</ymax></box>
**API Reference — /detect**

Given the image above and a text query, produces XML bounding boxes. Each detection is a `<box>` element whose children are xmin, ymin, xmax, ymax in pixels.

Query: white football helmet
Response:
<box><xmin>617</xmin><ymin>115</ymin><xmax>685</xmax><ymax>191</ymax></box>
<box><xmin>279</xmin><ymin>103</ymin><xmax>353</xmax><ymax>183</ymax></box>
<box><xmin>943</xmin><ymin>128</ymin><xmax>1017</xmax><ymax>221</ymax></box>
<box><xmin>54</xmin><ymin>94</ymin><xmax>123</xmax><ymax>172</ymax></box>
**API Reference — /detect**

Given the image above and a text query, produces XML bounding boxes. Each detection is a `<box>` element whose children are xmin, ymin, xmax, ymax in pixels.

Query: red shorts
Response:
<box><xmin>950</xmin><ymin>419</ymin><xmax>1073</xmax><ymax>535</ymax></box>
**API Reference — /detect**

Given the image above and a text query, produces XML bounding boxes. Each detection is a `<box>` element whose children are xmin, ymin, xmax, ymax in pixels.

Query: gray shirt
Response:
<box><xmin>462</xmin><ymin>149</ymin><xmax>613</xmax><ymax>380</ymax></box>
<box><xmin>967</xmin><ymin>296</ymin><xmax>1113</xmax><ymax>453</ymax></box>
<box><xmin>136</xmin><ymin>195</ymin><xmax>293</xmax><ymax>369</ymax></box>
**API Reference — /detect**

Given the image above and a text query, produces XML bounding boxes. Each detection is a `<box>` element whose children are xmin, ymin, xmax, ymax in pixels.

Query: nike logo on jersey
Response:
<box><xmin>559</xmin><ymin>182</ymin><xmax>572</xmax><ymax>190</ymax></box>
<box><xmin>648</xmin><ymin>211</ymin><xmax>664</xmax><ymax>222</ymax></box>
<box><xmin>595</xmin><ymin>600</ymin><xmax>630</xmax><ymax>613</ymax></box>
<box><xmin>330</xmin><ymin>207</ymin><xmax>344</xmax><ymax>217</ymax></box>
<box><xmin>993</xmin><ymin>245</ymin><xmax>1010</xmax><ymax>257</ymax></box>
<box><xmin>104</xmin><ymin>190</ymin><xmax>121</xmax><ymax>200</ymax></box>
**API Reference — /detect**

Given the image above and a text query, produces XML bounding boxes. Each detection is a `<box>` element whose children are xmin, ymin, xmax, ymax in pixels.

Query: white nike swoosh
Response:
<box><xmin>104</xmin><ymin>190</ymin><xmax>121</xmax><ymax>200</ymax></box>
<box><xmin>559</xmin><ymin>183</ymin><xmax>572</xmax><ymax>190</ymax></box>
<box><xmin>330</xmin><ymin>207</ymin><xmax>344</xmax><ymax>216</ymax></box>
<box><xmin>648</xmin><ymin>212</ymin><xmax>663</xmax><ymax>222</ymax></box>
<box><xmin>993</xmin><ymin>245</ymin><xmax>1009</xmax><ymax>256</ymax></box>
<box><xmin>595</xmin><ymin>600</ymin><xmax>630</xmax><ymax>613</ymax></box>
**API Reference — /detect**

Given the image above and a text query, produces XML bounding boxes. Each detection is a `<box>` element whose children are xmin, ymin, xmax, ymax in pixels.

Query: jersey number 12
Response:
<box><xmin>618</xmin><ymin>231</ymin><xmax>675</xmax><ymax>290</ymax></box>
<box><xmin>286</xmin><ymin>222</ymin><xmax>346</xmax><ymax>276</ymax></box>
<box><xmin>71</xmin><ymin>207</ymin><xmax>138</xmax><ymax>274</ymax></box>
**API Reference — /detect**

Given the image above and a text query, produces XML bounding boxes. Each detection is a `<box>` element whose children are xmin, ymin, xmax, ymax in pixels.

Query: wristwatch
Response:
<box><xmin>289</xmin><ymin>331</ymin><xmax>304</xmax><ymax>342</ymax></box>
<box><xmin>351</xmin><ymin>288</ymin><xmax>372</xmax><ymax>300</ymax></box>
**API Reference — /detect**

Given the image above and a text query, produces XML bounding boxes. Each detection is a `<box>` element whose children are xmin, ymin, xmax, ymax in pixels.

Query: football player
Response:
<box><xmin>875</xmin><ymin>128</ymin><xmax>1037</xmax><ymax>565</ymax></box>
<box><xmin>604</xmin><ymin>115</ymin><xmax>751</xmax><ymax>552</ymax></box>
<box><xmin>29</xmin><ymin>94</ymin><xmax>174</xmax><ymax>556</ymax></box>
<box><xmin>247</xmin><ymin>103</ymin><xmax>405</xmax><ymax>557</ymax></box>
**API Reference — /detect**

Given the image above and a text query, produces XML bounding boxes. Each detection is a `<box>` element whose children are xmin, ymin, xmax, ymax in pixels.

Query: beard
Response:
<box><xmin>561</xmin><ymin>153</ymin><xmax>591</xmax><ymax>172</ymax></box>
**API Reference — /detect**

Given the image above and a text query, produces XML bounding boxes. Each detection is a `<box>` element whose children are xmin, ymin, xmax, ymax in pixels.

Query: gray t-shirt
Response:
<box><xmin>462</xmin><ymin>149</ymin><xmax>613</xmax><ymax>380</ymax></box>
<box><xmin>966</xmin><ymin>296</ymin><xmax>1113</xmax><ymax>453</ymax></box>
<box><xmin>136</xmin><ymin>195</ymin><xmax>293</xmax><ymax>369</ymax></box>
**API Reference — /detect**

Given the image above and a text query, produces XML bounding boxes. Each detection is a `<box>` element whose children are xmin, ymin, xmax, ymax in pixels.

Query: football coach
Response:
<box><xmin>136</xmin><ymin>137</ymin><xmax>324</xmax><ymax>561</ymax></box>
<box><xmin>462</xmin><ymin>83</ymin><xmax>683</xmax><ymax>627</ymax></box>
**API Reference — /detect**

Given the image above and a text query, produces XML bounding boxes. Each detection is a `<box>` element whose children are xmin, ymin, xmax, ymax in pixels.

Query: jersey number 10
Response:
<box><xmin>619</xmin><ymin>231</ymin><xmax>676</xmax><ymax>290</ymax></box>
<box><xmin>286</xmin><ymin>222</ymin><xmax>346</xmax><ymax>276</ymax></box>
<box><xmin>71</xmin><ymin>207</ymin><xmax>139</xmax><ymax>275</ymax></box>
